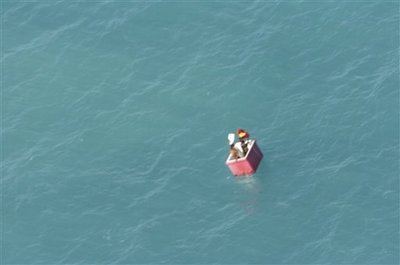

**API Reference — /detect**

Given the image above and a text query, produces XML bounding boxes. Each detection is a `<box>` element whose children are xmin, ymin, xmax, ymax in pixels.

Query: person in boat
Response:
<box><xmin>229</xmin><ymin>144</ymin><xmax>240</xmax><ymax>160</ymax></box>
<box><xmin>237</xmin><ymin>128</ymin><xmax>250</xmax><ymax>155</ymax></box>
<box><xmin>228</xmin><ymin>133</ymin><xmax>244</xmax><ymax>160</ymax></box>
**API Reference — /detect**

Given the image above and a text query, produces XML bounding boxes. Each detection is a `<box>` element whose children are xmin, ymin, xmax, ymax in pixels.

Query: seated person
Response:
<box><xmin>237</xmin><ymin>128</ymin><xmax>250</xmax><ymax>155</ymax></box>
<box><xmin>229</xmin><ymin>144</ymin><xmax>240</xmax><ymax>160</ymax></box>
<box><xmin>228</xmin><ymin>133</ymin><xmax>244</xmax><ymax>160</ymax></box>
<box><xmin>234</xmin><ymin>142</ymin><xmax>245</xmax><ymax>158</ymax></box>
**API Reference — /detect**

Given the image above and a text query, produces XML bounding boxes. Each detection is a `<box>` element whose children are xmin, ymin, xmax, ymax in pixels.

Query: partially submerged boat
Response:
<box><xmin>225</xmin><ymin>139</ymin><xmax>263</xmax><ymax>176</ymax></box>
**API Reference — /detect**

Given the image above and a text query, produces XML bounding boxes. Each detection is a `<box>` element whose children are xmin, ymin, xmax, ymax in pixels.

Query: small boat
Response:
<box><xmin>225</xmin><ymin>140</ymin><xmax>263</xmax><ymax>176</ymax></box>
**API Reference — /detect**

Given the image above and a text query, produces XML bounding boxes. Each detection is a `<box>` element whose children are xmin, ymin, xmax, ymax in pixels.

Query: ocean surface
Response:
<box><xmin>2</xmin><ymin>1</ymin><xmax>399</xmax><ymax>264</ymax></box>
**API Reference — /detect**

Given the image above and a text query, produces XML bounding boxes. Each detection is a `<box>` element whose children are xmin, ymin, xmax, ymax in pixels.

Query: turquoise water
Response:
<box><xmin>2</xmin><ymin>1</ymin><xmax>399</xmax><ymax>264</ymax></box>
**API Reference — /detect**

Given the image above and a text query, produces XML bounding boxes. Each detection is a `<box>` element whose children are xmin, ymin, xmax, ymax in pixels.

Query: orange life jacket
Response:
<box><xmin>237</xmin><ymin>128</ymin><xmax>250</xmax><ymax>139</ymax></box>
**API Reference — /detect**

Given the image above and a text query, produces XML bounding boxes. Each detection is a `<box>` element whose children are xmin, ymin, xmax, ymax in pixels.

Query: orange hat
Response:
<box><xmin>237</xmin><ymin>128</ymin><xmax>249</xmax><ymax>139</ymax></box>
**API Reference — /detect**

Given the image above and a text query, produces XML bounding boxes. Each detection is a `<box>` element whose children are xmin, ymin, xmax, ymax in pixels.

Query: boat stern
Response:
<box><xmin>225</xmin><ymin>140</ymin><xmax>263</xmax><ymax>176</ymax></box>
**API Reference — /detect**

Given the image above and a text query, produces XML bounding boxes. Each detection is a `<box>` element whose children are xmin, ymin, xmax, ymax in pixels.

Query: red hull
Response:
<box><xmin>225</xmin><ymin>140</ymin><xmax>263</xmax><ymax>176</ymax></box>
